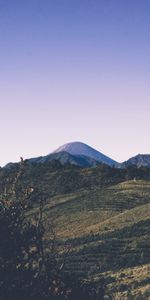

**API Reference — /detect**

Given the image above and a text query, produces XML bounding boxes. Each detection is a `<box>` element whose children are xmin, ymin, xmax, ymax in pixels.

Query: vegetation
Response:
<box><xmin>0</xmin><ymin>160</ymin><xmax>150</xmax><ymax>299</ymax></box>
<box><xmin>0</xmin><ymin>161</ymin><xmax>107</xmax><ymax>300</ymax></box>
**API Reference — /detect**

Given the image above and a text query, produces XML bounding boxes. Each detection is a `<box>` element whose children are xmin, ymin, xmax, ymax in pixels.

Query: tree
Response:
<box><xmin>0</xmin><ymin>159</ymin><xmax>106</xmax><ymax>300</ymax></box>
<box><xmin>0</xmin><ymin>159</ymin><xmax>66</xmax><ymax>299</ymax></box>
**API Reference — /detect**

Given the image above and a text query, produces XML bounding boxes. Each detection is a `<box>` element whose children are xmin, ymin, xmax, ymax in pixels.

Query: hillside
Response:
<box><xmin>0</xmin><ymin>161</ymin><xmax>150</xmax><ymax>298</ymax></box>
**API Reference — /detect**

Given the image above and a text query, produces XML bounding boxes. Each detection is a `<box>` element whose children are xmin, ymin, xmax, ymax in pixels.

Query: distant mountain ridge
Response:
<box><xmin>120</xmin><ymin>154</ymin><xmax>150</xmax><ymax>169</ymax></box>
<box><xmin>29</xmin><ymin>151</ymin><xmax>99</xmax><ymax>168</ymax></box>
<box><xmin>2</xmin><ymin>141</ymin><xmax>150</xmax><ymax>169</ymax></box>
<box><xmin>4</xmin><ymin>141</ymin><xmax>116</xmax><ymax>169</ymax></box>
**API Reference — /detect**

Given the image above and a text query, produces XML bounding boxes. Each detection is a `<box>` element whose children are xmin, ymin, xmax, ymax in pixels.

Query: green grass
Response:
<box><xmin>37</xmin><ymin>180</ymin><xmax>150</xmax><ymax>239</ymax></box>
<box><xmin>1</xmin><ymin>162</ymin><xmax>150</xmax><ymax>297</ymax></box>
<box><xmin>93</xmin><ymin>263</ymin><xmax>150</xmax><ymax>299</ymax></box>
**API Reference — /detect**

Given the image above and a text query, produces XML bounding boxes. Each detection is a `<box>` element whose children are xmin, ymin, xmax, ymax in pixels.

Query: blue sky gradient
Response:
<box><xmin>0</xmin><ymin>0</ymin><xmax>150</xmax><ymax>165</ymax></box>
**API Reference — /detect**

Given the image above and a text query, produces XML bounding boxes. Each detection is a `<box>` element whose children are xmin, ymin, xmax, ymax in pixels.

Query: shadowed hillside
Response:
<box><xmin>0</xmin><ymin>161</ymin><xmax>150</xmax><ymax>299</ymax></box>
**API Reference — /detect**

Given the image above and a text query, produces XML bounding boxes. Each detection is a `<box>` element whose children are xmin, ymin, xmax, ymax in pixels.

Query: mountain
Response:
<box><xmin>3</xmin><ymin>141</ymin><xmax>150</xmax><ymax>170</ymax></box>
<box><xmin>29</xmin><ymin>151</ymin><xmax>99</xmax><ymax>168</ymax></box>
<box><xmin>4</xmin><ymin>141</ymin><xmax>117</xmax><ymax>169</ymax></box>
<box><xmin>53</xmin><ymin>141</ymin><xmax>117</xmax><ymax>166</ymax></box>
<box><xmin>120</xmin><ymin>154</ymin><xmax>150</xmax><ymax>169</ymax></box>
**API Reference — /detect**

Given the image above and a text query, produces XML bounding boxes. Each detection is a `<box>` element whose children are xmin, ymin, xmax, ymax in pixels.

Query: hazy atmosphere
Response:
<box><xmin>1</xmin><ymin>0</ymin><xmax>150</xmax><ymax>166</ymax></box>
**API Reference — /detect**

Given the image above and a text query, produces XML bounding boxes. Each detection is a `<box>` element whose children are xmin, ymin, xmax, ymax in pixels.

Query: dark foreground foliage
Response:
<box><xmin>0</xmin><ymin>196</ymin><xmax>106</xmax><ymax>300</ymax></box>
<box><xmin>0</xmin><ymin>160</ymin><xmax>108</xmax><ymax>300</ymax></box>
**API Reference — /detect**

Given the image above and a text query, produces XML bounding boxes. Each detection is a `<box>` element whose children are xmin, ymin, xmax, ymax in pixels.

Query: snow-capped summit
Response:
<box><xmin>53</xmin><ymin>141</ymin><xmax>116</xmax><ymax>166</ymax></box>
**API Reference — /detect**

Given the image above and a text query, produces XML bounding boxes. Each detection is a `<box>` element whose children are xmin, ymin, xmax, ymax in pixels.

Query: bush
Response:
<box><xmin>0</xmin><ymin>160</ymin><xmax>106</xmax><ymax>300</ymax></box>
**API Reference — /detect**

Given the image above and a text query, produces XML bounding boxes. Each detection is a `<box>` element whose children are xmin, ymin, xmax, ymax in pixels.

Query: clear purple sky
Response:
<box><xmin>0</xmin><ymin>0</ymin><xmax>150</xmax><ymax>166</ymax></box>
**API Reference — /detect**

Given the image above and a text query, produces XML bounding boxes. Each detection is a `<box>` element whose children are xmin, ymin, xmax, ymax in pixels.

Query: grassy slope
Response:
<box><xmin>41</xmin><ymin>180</ymin><xmax>150</xmax><ymax>239</ymax></box>
<box><xmin>41</xmin><ymin>179</ymin><xmax>150</xmax><ymax>298</ymax></box>
<box><xmin>96</xmin><ymin>263</ymin><xmax>150</xmax><ymax>299</ymax></box>
<box><xmin>1</xmin><ymin>163</ymin><xmax>150</xmax><ymax>298</ymax></box>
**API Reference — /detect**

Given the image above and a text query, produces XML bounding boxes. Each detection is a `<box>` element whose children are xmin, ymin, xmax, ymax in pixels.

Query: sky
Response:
<box><xmin>0</xmin><ymin>0</ymin><xmax>150</xmax><ymax>166</ymax></box>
